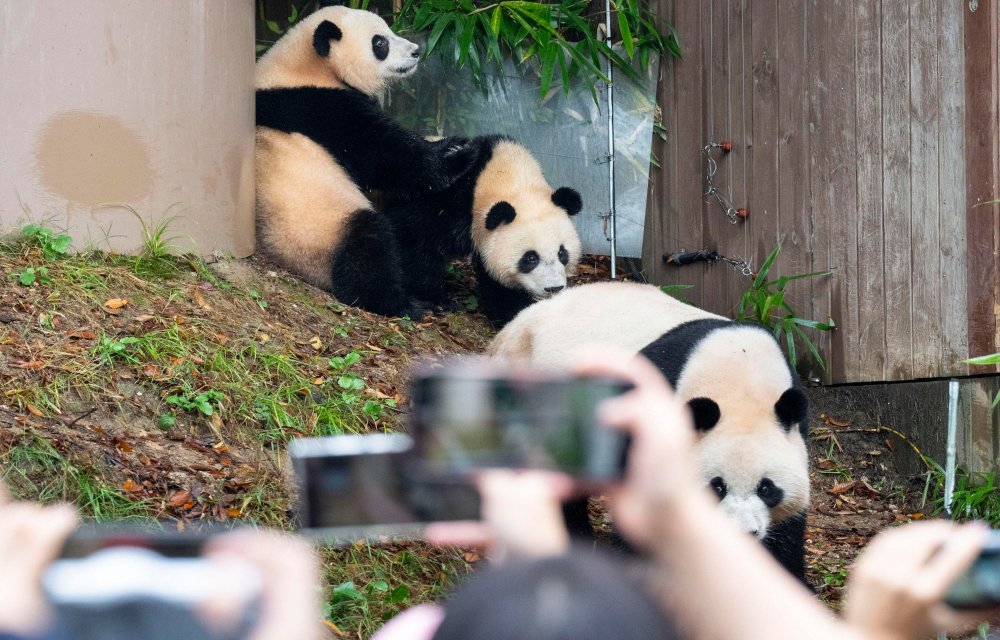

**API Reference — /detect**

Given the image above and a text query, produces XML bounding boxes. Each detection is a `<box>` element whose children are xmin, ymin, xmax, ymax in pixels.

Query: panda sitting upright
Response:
<box><xmin>254</xmin><ymin>1</ymin><xmax>475</xmax><ymax>317</ymax></box>
<box><xmin>384</xmin><ymin>134</ymin><xmax>585</xmax><ymax>328</ymax></box>
<box><xmin>490</xmin><ymin>282</ymin><xmax>812</xmax><ymax>581</ymax></box>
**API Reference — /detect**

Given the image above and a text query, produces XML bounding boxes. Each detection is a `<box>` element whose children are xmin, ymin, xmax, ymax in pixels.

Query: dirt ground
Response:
<box><xmin>0</xmin><ymin>239</ymin><xmax>948</xmax><ymax>634</ymax></box>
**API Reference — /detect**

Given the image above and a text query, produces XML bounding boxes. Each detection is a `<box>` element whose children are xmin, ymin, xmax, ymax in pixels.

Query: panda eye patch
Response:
<box><xmin>372</xmin><ymin>35</ymin><xmax>389</xmax><ymax>61</ymax></box>
<box><xmin>709</xmin><ymin>476</ymin><xmax>727</xmax><ymax>501</ymax></box>
<box><xmin>756</xmin><ymin>478</ymin><xmax>784</xmax><ymax>508</ymax></box>
<box><xmin>518</xmin><ymin>251</ymin><xmax>540</xmax><ymax>273</ymax></box>
<box><xmin>558</xmin><ymin>245</ymin><xmax>569</xmax><ymax>265</ymax></box>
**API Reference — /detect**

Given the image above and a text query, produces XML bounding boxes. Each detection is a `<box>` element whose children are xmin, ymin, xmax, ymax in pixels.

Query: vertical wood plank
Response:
<box><xmin>731</xmin><ymin>0</ymin><xmax>753</xmax><ymax>283</ymax></box>
<box><xmin>645</xmin><ymin>0</ymin><xmax>680</xmax><ymax>288</ymax></box>
<box><xmin>700</xmin><ymin>0</ymin><xmax>736</xmax><ymax>316</ymax></box>
<box><xmin>855</xmin><ymin>0</ymin><xmax>886</xmax><ymax>381</ymax></box>
<box><xmin>908</xmin><ymin>0</ymin><xmax>941</xmax><ymax>378</ymax></box>
<box><xmin>964</xmin><ymin>0</ymin><xmax>1000</xmax><ymax>372</ymax></box>
<box><xmin>807</xmin><ymin>0</ymin><xmax>857</xmax><ymax>383</ymax></box>
<box><xmin>775</xmin><ymin>0</ymin><xmax>812</xmax><ymax>370</ymax></box>
<box><xmin>881</xmin><ymin>0</ymin><xmax>913</xmax><ymax>381</ymax></box>
<box><xmin>673</xmin><ymin>0</ymin><xmax>708</xmax><ymax>308</ymax></box>
<box><xmin>937</xmin><ymin>0</ymin><xmax>969</xmax><ymax>376</ymax></box>
<box><xmin>749</xmin><ymin>0</ymin><xmax>780</xmax><ymax>299</ymax></box>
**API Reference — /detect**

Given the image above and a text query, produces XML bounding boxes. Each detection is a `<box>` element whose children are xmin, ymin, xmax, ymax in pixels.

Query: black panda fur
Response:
<box><xmin>256</xmin><ymin>88</ymin><xmax>476</xmax><ymax>199</ymax></box>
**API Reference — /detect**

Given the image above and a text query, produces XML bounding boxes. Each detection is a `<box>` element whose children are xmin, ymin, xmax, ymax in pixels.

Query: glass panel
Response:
<box><xmin>387</xmin><ymin>50</ymin><xmax>658</xmax><ymax>258</ymax></box>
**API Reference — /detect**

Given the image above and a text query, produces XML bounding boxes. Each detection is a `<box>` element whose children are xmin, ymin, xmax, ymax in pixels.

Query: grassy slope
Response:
<box><xmin>0</xmin><ymin>232</ymin><xmax>492</xmax><ymax>636</ymax></box>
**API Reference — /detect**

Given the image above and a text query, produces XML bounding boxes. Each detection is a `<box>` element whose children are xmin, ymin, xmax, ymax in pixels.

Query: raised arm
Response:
<box><xmin>256</xmin><ymin>87</ymin><xmax>474</xmax><ymax>196</ymax></box>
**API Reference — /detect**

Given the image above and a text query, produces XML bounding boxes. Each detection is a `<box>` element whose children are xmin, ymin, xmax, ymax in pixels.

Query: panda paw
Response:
<box><xmin>433</xmin><ymin>142</ymin><xmax>479</xmax><ymax>191</ymax></box>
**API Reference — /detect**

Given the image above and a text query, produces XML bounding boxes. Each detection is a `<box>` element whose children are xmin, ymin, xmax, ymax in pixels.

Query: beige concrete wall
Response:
<box><xmin>0</xmin><ymin>0</ymin><xmax>256</xmax><ymax>258</ymax></box>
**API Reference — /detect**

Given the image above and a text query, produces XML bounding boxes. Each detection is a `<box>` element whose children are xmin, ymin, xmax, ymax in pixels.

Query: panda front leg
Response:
<box><xmin>331</xmin><ymin>209</ymin><xmax>426</xmax><ymax>320</ymax></box>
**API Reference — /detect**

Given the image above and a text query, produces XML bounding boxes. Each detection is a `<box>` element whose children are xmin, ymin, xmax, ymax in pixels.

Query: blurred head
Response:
<box><xmin>431</xmin><ymin>553</ymin><xmax>678</xmax><ymax>640</ymax></box>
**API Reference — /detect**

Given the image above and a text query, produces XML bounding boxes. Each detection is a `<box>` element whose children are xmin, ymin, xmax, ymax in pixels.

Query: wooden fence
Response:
<box><xmin>642</xmin><ymin>0</ymin><xmax>1000</xmax><ymax>385</ymax></box>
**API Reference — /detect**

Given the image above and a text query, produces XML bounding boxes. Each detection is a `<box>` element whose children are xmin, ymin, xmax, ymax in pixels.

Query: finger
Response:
<box><xmin>860</xmin><ymin>520</ymin><xmax>958</xmax><ymax>575</ymax></box>
<box><xmin>423</xmin><ymin>521</ymin><xmax>492</xmax><ymax>549</ymax></box>
<box><xmin>920</xmin><ymin>522</ymin><xmax>991</xmax><ymax>598</ymax></box>
<box><xmin>569</xmin><ymin>348</ymin><xmax>673</xmax><ymax>395</ymax></box>
<box><xmin>0</xmin><ymin>481</ymin><xmax>10</xmax><ymax>505</ymax></box>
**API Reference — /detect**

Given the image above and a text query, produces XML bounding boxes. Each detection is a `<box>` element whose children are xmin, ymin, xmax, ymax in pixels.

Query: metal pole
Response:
<box><xmin>945</xmin><ymin>378</ymin><xmax>960</xmax><ymax>516</ymax></box>
<box><xmin>604</xmin><ymin>0</ymin><xmax>617</xmax><ymax>280</ymax></box>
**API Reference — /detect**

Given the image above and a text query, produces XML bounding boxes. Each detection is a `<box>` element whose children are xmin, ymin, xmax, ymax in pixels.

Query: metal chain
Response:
<box><xmin>716</xmin><ymin>253</ymin><xmax>754</xmax><ymax>277</ymax></box>
<box><xmin>703</xmin><ymin>143</ymin><xmax>741</xmax><ymax>224</ymax></box>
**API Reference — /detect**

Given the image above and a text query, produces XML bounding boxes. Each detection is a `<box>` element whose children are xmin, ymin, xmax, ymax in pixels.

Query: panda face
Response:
<box><xmin>311</xmin><ymin>7</ymin><xmax>420</xmax><ymax>95</ymax></box>
<box><xmin>695</xmin><ymin>424</ymin><xmax>809</xmax><ymax>540</ymax></box>
<box><xmin>482</xmin><ymin>202</ymin><xmax>582</xmax><ymax>298</ymax></box>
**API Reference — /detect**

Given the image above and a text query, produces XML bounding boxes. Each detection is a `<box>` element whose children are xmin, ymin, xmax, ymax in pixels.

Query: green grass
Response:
<box><xmin>321</xmin><ymin>542</ymin><xmax>476</xmax><ymax>636</ymax></box>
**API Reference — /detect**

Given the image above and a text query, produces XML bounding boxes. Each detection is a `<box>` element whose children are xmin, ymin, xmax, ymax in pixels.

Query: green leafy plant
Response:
<box><xmin>21</xmin><ymin>224</ymin><xmax>72</xmax><ymax>260</ymax></box>
<box><xmin>329</xmin><ymin>352</ymin><xmax>362</xmax><ymax>370</ymax></box>
<box><xmin>736</xmin><ymin>244</ymin><xmax>835</xmax><ymax>369</ymax></box>
<box><xmin>325</xmin><ymin>579</ymin><xmax>410</xmax><ymax>626</ymax></box>
<box><xmin>9</xmin><ymin>266</ymin><xmax>51</xmax><ymax>286</ymax></box>
<box><xmin>166</xmin><ymin>390</ymin><xmax>226</xmax><ymax>417</ymax></box>
<box><xmin>923</xmin><ymin>459</ymin><xmax>1000</xmax><ymax>527</ymax></box>
<box><xmin>394</xmin><ymin>0</ymin><xmax>679</xmax><ymax>104</ymax></box>
<box><xmin>95</xmin><ymin>336</ymin><xmax>141</xmax><ymax>364</ymax></box>
<box><xmin>964</xmin><ymin>353</ymin><xmax>1000</xmax><ymax>412</ymax></box>
<box><xmin>659</xmin><ymin>283</ymin><xmax>692</xmax><ymax>305</ymax></box>
<box><xmin>249</xmin><ymin>290</ymin><xmax>268</xmax><ymax>309</ymax></box>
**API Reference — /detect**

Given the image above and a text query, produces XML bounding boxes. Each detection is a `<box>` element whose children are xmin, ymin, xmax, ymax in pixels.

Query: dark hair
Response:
<box><xmin>431</xmin><ymin>552</ymin><xmax>679</xmax><ymax>640</ymax></box>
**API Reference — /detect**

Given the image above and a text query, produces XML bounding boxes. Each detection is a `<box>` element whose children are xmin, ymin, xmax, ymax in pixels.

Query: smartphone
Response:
<box><xmin>289</xmin><ymin>433</ymin><xmax>481</xmax><ymax>545</ymax></box>
<box><xmin>45</xmin><ymin>525</ymin><xmax>261</xmax><ymax>640</ymax></box>
<box><xmin>410</xmin><ymin>362</ymin><xmax>633</xmax><ymax>483</ymax></box>
<box><xmin>946</xmin><ymin>531</ymin><xmax>1000</xmax><ymax>609</ymax></box>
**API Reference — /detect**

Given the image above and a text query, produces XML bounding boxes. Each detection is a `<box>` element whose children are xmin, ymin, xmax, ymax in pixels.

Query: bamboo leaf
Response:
<box><xmin>425</xmin><ymin>13</ymin><xmax>454</xmax><ymax>56</ymax></box>
<box><xmin>785</xmin><ymin>319</ymin><xmax>796</xmax><ymax>367</ymax></box>
<box><xmin>754</xmin><ymin>244</ymin><xmax>782</xmax><ymax>287</ymax></box>
<box><xmin>490</xmin><ymin>5</ymin><xmax>502</xmax><ymax>34</ymax></box>
<box><xmin>618</xmin><ymin>10</ymin><xmax>634</xmax><ymax>58</ymax></box>
<box><xmin>558</xmin><ymin>46</ymin><xmax>570</xmax><ymax>94</ymax></box>
<box><xmin>965</xmin><ymin>352</ymin><xmax>1000</xmax><ymax>366</ymax></box>
<box><xmin>458</xmin><ymin>14</ymin><xmax>476</xmax><ymax>64</ymax></box>
<box><xmin>792</xmin><ymin>324</ymin><xmax>826</xmax><ymax>370</ymax></box>
<box><xmin>539</xmin><ymin>44</ymin><xmax>557</xmax><ymax>98</ymax></box>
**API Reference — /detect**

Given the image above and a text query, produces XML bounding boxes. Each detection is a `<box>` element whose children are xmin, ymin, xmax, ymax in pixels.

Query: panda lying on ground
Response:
<box><xmin>384</xmin><ymin>134</ymin><xmax>584</xmax><ymax>328</ymax></box>
<box><xmin>490</xmin><ymin>282</ymin><xmax>811</xmax><ymax>581</ymax></box>
<box><xmin>254</xmin><ymin>1</ymin><xmax>476</xmax><ymax>317</ymax></box>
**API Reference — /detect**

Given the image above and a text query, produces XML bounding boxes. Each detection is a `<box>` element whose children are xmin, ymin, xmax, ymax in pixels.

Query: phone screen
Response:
<box><xmin>946</xmin><ymin>534</ymin><xmax>1000</xmax><ymax>609</ymax></box>
<box><xmin>411</xmin><ymin>372</ymin><xmax>632</xmax><ymax>480</ymax></box>
<box><xmin>289</xmin><ymin>434</ymin><xmax>481</xmax><ymax>543</ymax></box>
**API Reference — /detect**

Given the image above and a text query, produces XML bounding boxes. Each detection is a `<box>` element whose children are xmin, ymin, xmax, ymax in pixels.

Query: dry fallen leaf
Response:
<box><xmin>143</xmin><ymin>364</ymin><xmax>158</xmax><ymax>377</ymax></box>
<box><xmin>169</xmin><ymin>490</ymin><xmax>192</xmax><ymax>506</ymax></box>
<box><xmin>11</xmin><ymin>360</ymin><xmax>45</xmax><ymax>369</ymax></box>
<box><xmin>816</xmin><ymin>458</ymin><xmax>837</xmax><ymax>470</ymax></box>
<box><xmin>463</xmin><ymin>552</ymin><xmax>480</xmax><ymax>563</ymax></box>
<box><xmin>134</xmin><ymin>314</ymin><xmax>155</xmax><ymax>322</ymax></box>
<box><xmin>123</xmin><ymin>479</ymin><xmax>142</xmax><ymax>493</ymax></box>
<box><xmin>823</xmin><ymin>416</ymin><xmax>850</xmax><ymax>427</ymax></box>
<box><xmin>228</xmin><ymin>508</ymin><xmax>241</xmax><ymax>518</ymax></box>
<box><xmin>311</xmin><ymin>377</ymin><xmax>324</xmax><ymax>385</ymax></box>
<box><xmin>309</xmin><ymin>336</ymin><xmax>323</xmax><ymax>350</ymax></box>
<box><xmin>829</xmin><ymin>480</ymin><xmax>857</xmax><ymax>495</ymax></box>
<box><xmin>257</xmin><ymin>333</ymin><xmax>270</xmax><ymax>342</ymax></box>
<box><xmin>25</xmin><ymin>402</ymin><xmax>43</xmax><ymax>417</ymax></box>
<box><xmin>104</xmin><ymin>298</ymin><xmax>128</xmax><ymax>309</ymax></box>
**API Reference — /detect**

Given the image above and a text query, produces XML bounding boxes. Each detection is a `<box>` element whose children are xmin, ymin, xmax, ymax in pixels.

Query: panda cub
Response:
<box><xmin>255</xmin><ymin>1</ymin><xmax>475</xmax><ymax>317</ymax></box>
<box><xmin>385</xmin><ymin>135</ymin><xmax>584</xmax><ymax>328</ymax></box>
<box><xmin>490</xmin><ymin>282</ymin><xmax>811</xmax><ymax>580</ymax></box>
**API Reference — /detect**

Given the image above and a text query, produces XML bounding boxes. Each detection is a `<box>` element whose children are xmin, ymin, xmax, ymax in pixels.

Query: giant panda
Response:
<box><xmin>490</xmin><ymin>281</ymin><xmax>811</xmax><ymax>580</ymax></box>
<box><xmin>254</xmin><ymin>2</ymin><xmax>476</xmax><ymax>317</ymax></box>
<box><xmin>383</xmin><ymin>134</ymin><xmax>584</xmax><ymax>328</ymax></box>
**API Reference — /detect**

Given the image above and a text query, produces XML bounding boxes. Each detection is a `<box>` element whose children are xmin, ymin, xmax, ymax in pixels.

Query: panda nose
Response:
<box><xmin>748</xmin><ymin>529</ymin><xmax>759</xmax><ymax>537</ymax></box>
<box><xmin>410</xmin><ymin>47</ymin><xmax>421</xmax><ymax>59</ymax></box>
<box><xmin>544</xmin><ymin>285</ymin><xmax>564</xmax><ymax>294</ymax></box>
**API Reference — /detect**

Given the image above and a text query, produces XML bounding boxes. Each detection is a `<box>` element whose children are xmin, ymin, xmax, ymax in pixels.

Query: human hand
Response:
<box><xmin>843</xmin><ymin>520</ymin><xmax>994</xmax><ymax>640</ymax></box>
<box><xmin>569</xmin><ymin>347</ymin><xmax>699</xmax><ymax>553</ymax></box>
<box><xmin>205</xmin><ymin>531</ymin><xmax>324</xmax><ymax>640</ymax></box>
<box><xmin>424</xmin><ymin>469</ymin><xmax>575</xmax><ymax>561</ymax></box>
<box><xmin>0</xmin><ymin>492</ymin><xmax>77</xmax><ymax>636</ymax></box>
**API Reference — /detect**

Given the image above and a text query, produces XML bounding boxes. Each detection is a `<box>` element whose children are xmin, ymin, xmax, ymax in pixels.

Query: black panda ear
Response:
<box><xmin>313</xmin><ymin>20</ymin><xmax>343</xmax><ymax>57</ymax></box>
<box><xmin>552</xmin><ymin>187</ymin><xmax>583</xmax><ymax>216</ymax></box>
<box><xmin>485</xmin><ymin>201</ymin><xmax>517</xmax><ymax>230</ymax></box>
<box><xmin>687</xmin><ymin>397</ymin><xmax>721</xmax><ymax>432</ymax></box>
<box><xmin>774</xmin><ymin>388</ymin><xmax>808</xmax><ymax>433</ymax></box>
<box><xmin>318</xmin><ymin>0</ymin><xmax>343</xmax><ymax>6</ymax></box>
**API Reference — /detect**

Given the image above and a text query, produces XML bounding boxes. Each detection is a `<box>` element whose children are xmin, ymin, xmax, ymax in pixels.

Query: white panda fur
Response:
<box><xmin>254</xmin><ymin>4</ymin><xmax>477</xmax><ymax>317</ymax></box>
<box><xmin>491</xmin><ymin>282</ymin><xmax>811</xmax><ymax>580</ymax></box>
